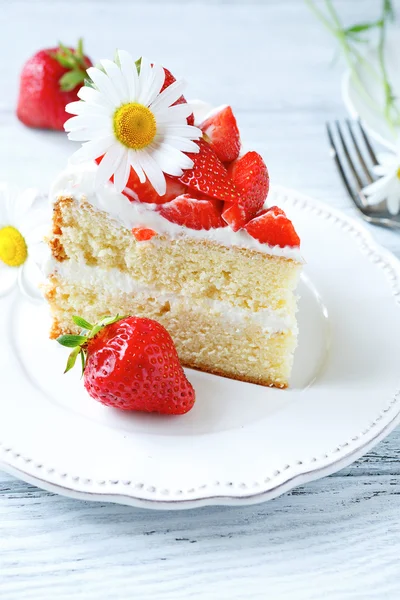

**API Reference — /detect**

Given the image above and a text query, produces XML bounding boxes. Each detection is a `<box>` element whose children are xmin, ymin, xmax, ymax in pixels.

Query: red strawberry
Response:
<box><xmin>200</xmin><ymin>105</ymin><xmax>241</xmax><ymax>163</ymax></box>
<box><xmin>159</xmin><ymin>194</ymin><xmax>226</xmax><ymax>230</ymax></box>
<box><xmin>244</xmin><ymin>206</ymin><xmax>300</xmax><ymax>248</ymax></box>
<box><xmin>132</xmin><ymin>227</ymin><xmax>157</xmax><ymax>241</ymax></box>
<box><xmin>57</xmin><ymin>315</ymin><xmax>195</xmax><ymax>414</ymax></box>
<box><xmin>177</xmin><ymin>139</ymin><xmax>239</xmax><ymax>203</ymax></box>
<box><xmin>123</xmin><ymin>167</ymin><xmax>187</xmax><ymax>204</ymax></box>
<box><xmin>17</xmin><ymin>39</ymin><xmax>92</xmax><ymax>131</ymax></box>
<box><xmin>222</xmin><ymin>151</ymin><xmax>269</xmax><ymax>231</ymax></box>
<box><xmin>161</xmin><ymin>67</ymin><xmax>194</xmax><ymax>126</ymax></box>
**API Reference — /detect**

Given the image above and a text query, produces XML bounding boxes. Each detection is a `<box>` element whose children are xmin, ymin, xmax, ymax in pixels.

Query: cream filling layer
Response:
<box><xmin>50</xmin><ymin>163</ymin><xmax>303</xmax><ymax>262</ymax></box>
<box><xmin>47</xmin><ymin>258</ymin><xmax>296</xmax><ymax>335</ymax></box>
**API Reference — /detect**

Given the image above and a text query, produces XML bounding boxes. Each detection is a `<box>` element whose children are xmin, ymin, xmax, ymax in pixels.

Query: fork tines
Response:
<box><xmin>326</xmin><ymin>119</ymin><xmax>379</xmax><ymax>213</ymax></box>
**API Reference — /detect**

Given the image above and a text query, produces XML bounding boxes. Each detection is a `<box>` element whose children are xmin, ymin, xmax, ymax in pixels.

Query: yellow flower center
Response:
<box><xmin>397</xmin><ymin>167</ymin><xmax>400</xmax><ymax>180</ymax></box>
<box><xmin>113</xmin><ymin>103</ymin><xmax>157</xmax><ymax>149</ymax></box>
<box><xmin>0</xmin><ymin>226</ymin><xmax>28</xmax><ymax>267</ymax></box>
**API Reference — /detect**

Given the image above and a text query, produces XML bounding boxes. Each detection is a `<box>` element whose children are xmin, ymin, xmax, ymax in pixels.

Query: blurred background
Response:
<box><xmin>1</xmin><ymin>0</ymin><xmax>394</xmax><ymax>207</ymax></box>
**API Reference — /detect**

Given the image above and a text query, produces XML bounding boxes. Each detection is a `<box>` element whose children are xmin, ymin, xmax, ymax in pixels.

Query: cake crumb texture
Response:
<box><xmin>47</xmin><ymin>197</ymin><xmax>302</xmax><ymax>388</ymax></box>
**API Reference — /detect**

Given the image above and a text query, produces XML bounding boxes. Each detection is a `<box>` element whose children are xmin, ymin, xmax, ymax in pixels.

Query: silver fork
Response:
<box><xmin>326</xmin><ymin>119</ymin><xmax>400</xmax><ymax>229</ymax></box>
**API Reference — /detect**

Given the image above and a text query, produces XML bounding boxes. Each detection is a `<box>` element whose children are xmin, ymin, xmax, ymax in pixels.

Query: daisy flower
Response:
<box><xmin>0</xmin><ymin>184</ymin><xmax>49</xmax><ymax>300</ymax></box>
<box><xmin>362</xmin><ymin>141</ymin><xmax>400</xmax><ymax>215</ymax></box>
<box><xmin>64</xmin><ymin>51</ymin><xmax>202</xmax><ymax>196</ymax></box>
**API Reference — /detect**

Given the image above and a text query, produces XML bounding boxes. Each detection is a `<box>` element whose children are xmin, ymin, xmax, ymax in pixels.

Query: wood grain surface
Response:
<box><xmin>1</xmin><ymin>0</ymin><xmax>400</xmax><ymax>598</ymax></box>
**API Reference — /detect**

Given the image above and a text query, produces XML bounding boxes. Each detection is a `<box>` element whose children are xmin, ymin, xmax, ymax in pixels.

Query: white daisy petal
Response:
<box><xmin>69</xmin><ymin>136</ymin><xmax>115</xmax><ymax>164</ymax></box>
<box><xmin>86</xmin><ymin>67</ymin><xmax>122</xmax><ymax>107</ymax></box>
<box><xmin>128</xmin><ymin>150</ymin><xmax>146</xmax><ymax>183</ymax></box>
<box><xmin>150</xmin><ymin>79</ymin><xmax>187</xmax><ymax>113</ymax></box>
<box><xmin>137</xmin><ymin>150</ymin><xmax>167</xmax><ymax>195</ymax></box>
<box><xmin>149</xmin><ymin>144</ymin><xmax>186</xmax><ymax>176</ymax></box>
<box><xmin>100</xmin><ymin>59</ymin><xmax>129</xmax><ymax>103</ymax></box>
<box><xmin>67</xmin><ymin>127</ymin><xmax>112</xmax><ymax>142</ymax></box>
<box><xmin>0</xmin><ymin>186</ymin><xmax>9</xmax><ymax>224</ymax></box>
<box><xmin>376</xmin><ymin>152</ymin><xmax>397</xmax><ymax>168</ymax></box>
<box><xmin>137</xmin><ymin>56</ymin><xmax>151</xmax><ymax>102</ymax></box>
<box><xmin>156</xmin><ymin>123</ymin><xmax>201</xmax><ymax>139</ymax></box>
<box><xmin>160</xmin><ymin>136</ymin><xmax>199</xmax><ymax>153</ymax></box>
<box><xmin>155</xmin><ymin>103</ymin><xmax>193</xmax><ymax>123</ymax></box>
<box><xmin>363</xmin><ymin>174</ymin><xmax>392</xmax><ymax>197</ymax></box>
<box><xmin>117</xmin><ymin>50</ymin><xmax>139</xmax><ymax>102</ymax></box>
<box><xmin>95</xmin><ymin>144</ymin><xmax>126</xmax><ymax>188</ymax></box>
<box><xmin>387</xmin><ymin>193</ymin><xmax>400</xmax><ymax>215</ymax></box>
<box><xmin>113</xmin><ymin>153</ymin><xmax>131</xmax><ymax>193</ymax></box>
<box><xmin>66</xmin><ymin>101</ymin><xmax>111</xmax><ymax>117</ymax></box>
<box><xmin>372</xmin><ymin>164</ymin><xmax>395</xmax><ymax>177</ymax></box>
<box><xmin>0</xmin><ymin>264</ymin><xmax>18</xmax><ymax>298</ymax></box>
<box><xmin>140</xmin><ymin>63</ymin><xmax>165</xmax><ymax>107</ymax></box>
<box><xmin>64</xmin><ymin>114</ymin><xmax>109</xmax><ymax>132</ymax></box>
<box><xmin>77</xmin><ymin>86</ymin><xmax>115</xmax><ymax>110</ymax></box>
<box><xmin>11</xmin><ymin>188</ymin><xmax>40</xmax><ymax>223</ymax></box>
<box><xmin>18</xmin><ymin>258</ymin><xmax>44</xmax><ymax>301</ymax></box>
<box><xmin>157</xmin><ymin>143</ymin><xmax>194</xmax><ymax>168</ymax></box>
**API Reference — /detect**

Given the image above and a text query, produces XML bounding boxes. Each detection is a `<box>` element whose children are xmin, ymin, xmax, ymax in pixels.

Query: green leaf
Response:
<box><xmin>72</xmin><ymin>315</ymin><xmax>93</xmax><ymax>330</ymax></box>
<box><xmin>59</xmin><ymin>69</ymin><xmax>86</xmax><ymax>92</ymax></box>
<box><xmin>57</xmin><ymin>334</ymin><xmax>88</xmax><ymax>348</ymax></box>
<box><xmin>80</xmin><ymin>348</ymin><xmax>86</xmax><ymax>376</ymax></box>
<box><xmin>345</xmin><ymin>20</ymin><xmax>383</xmax><ymax>34</ymax></box>
<box><xmin>64</xmin><ymin>347</ymin><xmax>82</xmax><ymax>374</ymax></box>
<box><xmin>77</xmin><ymin>38</ymin><xmax>84</xmax><ymax>59</ymax></box>
<box><xmin>135</xmin><ymin>57</ymin><xmax>142</xmax><ymax>74</ymax></box>
<box><xmin>87</xmin><ymin>314</ymin><xmax>124</xmax><ymax>339</ymax></box>
<box><xmin>384</xmin><ymin>0</ymin><xmax>395</xmax><ymax>21</ymax></box>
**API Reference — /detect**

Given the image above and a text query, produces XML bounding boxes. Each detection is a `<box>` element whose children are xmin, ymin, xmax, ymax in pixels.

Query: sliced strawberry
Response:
<box><xmin>132</xmin><ymin>227</ymin><xmax>157</xmax><ymax>241</ymax></box>
<box><xmin>158</xmin><ymin>194</ymin><xmax>226</xmax><ymax>230</ymax></box>
<box><xmin>124</xmin><ymin>168</ymin><xmax>186</xmax><ymax>204</ymax></box>
<box><xmin>95</xmin><ymin>155</ymin><xmax>186</xmax><ymax>204</ymax></box>
<box><xmin>162</xmin><ymin>67</ymin><xmax>194</xmax><ymax>126</ymax></box>
<box><xmin>222</xmin><ymin>151</ymin><xmax>269</xmax><ymax>231</ymax></box>
<box><xmin>177</xmin><ymin>139</ymin><xmax>239</xmax><ymax>203</ymax></box>
<box><xmin>244</xmin><ymin>206</ymin><xmax>300</xmax><ymax>248</ymax></box>
<box><xmin>200</xmin><ymin>105</ymin><xmax>240</xmax><ymax>163</ymax></box>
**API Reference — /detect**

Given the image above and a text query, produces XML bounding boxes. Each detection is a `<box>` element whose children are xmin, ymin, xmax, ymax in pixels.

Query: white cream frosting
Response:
<box><xmin>47</xmin><ymin>258</ymin><xmax>296</xmax><ymax>335</ymax></box>
<box><xmin>50</xmin><ymin>162</ymin><xmax>303</xmax><ymax>262</ymax></box>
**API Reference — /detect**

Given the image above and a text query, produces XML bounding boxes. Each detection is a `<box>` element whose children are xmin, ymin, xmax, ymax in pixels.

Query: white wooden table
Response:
<box><xmin>2</xmin><ymin>1</ymin><xmax>400</xmax><ymax>598</ymax></box>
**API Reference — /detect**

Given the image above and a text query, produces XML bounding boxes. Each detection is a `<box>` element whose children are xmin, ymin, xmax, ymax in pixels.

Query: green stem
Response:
<box><xmin>304</xmin><ymin>0</ymin><xmax>337</xmax><ymax>34</ymax></box>
<box><xmin>377</xmin><ymin>1</ymin><xmax>399</xmax><ymax>131</ymax></box>
<box><xmin>306</xmin><ymin>0</ymin><xmax>397</xmax><ymax>123</ymax></box>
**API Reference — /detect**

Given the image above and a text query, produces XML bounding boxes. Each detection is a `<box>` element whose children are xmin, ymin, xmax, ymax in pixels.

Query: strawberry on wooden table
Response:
<box><xmin>222</xmin><ymin>151</ymin><xmax>270</xmax><ymax>231</ymax></box>
<box><xmin>17</xmin><ymin>39</ymin><xmax>92</xmax><ymax>131</ymax></box>
<box><xmin>57</xmin><ymin>315</ymin><xmax>196</xmax><ymax>415</ymax></box>
<box><xmin>177</xmin><ymin>139</ymin><xmax>239</xmax><ymax>203</ymax></box>
<box><xmin>200</xmin><ymin>105</ymin><xmax>241</xmax><ymax>163</ymax></box>
<box><xmin>159</xmin><ymin>193</ymin><xmax>226</xmax><ymax>230</ymax></box>
<box><xmin>244</xmin><ymin>206</ymin><xmax>300</xmax><ymax>248</ymax></box>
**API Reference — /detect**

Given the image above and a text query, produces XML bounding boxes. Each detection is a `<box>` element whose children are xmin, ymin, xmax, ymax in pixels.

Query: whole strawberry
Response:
<box><xmin>17</xmin><ymin>39</ymin><xmax>92</xmax><ymax>131</ymax></box>
<box><xmin>57</xmin><ymin>315</ymin><xmax>195</xmax><ymax>414</ymax></box>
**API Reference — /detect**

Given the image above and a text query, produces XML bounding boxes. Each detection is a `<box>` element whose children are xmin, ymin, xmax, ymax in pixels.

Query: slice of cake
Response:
<box><xmin>46</xmin><ymin>51</ymin><xmax>302</xmax><ymax>388</ymax></box>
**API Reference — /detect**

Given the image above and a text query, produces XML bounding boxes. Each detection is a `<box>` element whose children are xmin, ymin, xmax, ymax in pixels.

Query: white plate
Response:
<box><xmin>1</xmin><ymin>186</ymin><xmax>400</xmax><ymax>509</ymax></box>
<box><xmin>342</xmin><ymin>28</ymin><xmax>400</xmax><ymax>147</ymax></box>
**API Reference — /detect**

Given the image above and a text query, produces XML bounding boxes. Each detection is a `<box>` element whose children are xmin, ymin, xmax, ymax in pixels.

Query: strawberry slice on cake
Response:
<box><xmin>47</xmin><ymin>50</ymin><xmax>302</xmax><ymax>389</ymax></box>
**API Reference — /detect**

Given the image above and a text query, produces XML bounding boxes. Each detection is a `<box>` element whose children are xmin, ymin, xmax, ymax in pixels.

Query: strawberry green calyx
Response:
<box><xmin>57</xmin><ymin>314</ymin><xmax>124</xmax><ymax>374</ymax></box>
<box><xmin>51</xmin><ymin>38</ymin><xmax>89</xmax><ymax>92</ymax></box>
